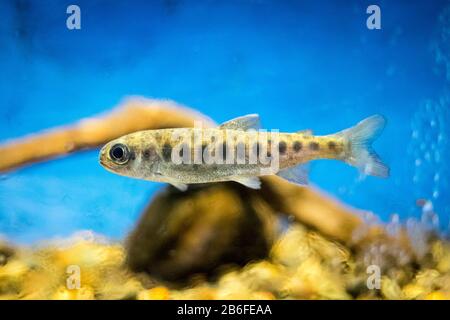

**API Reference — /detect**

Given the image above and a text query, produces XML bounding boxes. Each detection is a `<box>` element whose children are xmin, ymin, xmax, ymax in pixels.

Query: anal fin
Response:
<box><xmin>276</xmin><ymin>164</ymin><xmax>309</xmax><ymax>185</ymax></box>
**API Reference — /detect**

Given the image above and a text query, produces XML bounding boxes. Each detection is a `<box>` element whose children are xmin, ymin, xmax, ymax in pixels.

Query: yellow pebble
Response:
<box><xmin>402</xmin><ymin>284</ymin><xmax>425</xmax><ymax>300</ymax></box>
<box><xmin>424</xmin><ymin>292</ymin><xmax>448</xmax><ymax>300</ymax></box>
<box><xmin>52</xmin><ymin>286</ymin><xmax>95</xmax><ymax>300</ymax></box>
<box><xmin>252</xmin><ymin>291</ymin><xmax>276</xmax><ymax>300</ymax></box>
<box><xmin>138</xmin><ymin>286</ymin><xmax>170</xmax><ymax>300</ymax></box>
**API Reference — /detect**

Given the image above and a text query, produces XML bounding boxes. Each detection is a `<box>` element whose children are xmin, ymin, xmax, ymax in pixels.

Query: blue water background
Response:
<box><xmin>0</xmin><ymin>0</ymin><xmax>449</xmax><ymax>243</ymax></box>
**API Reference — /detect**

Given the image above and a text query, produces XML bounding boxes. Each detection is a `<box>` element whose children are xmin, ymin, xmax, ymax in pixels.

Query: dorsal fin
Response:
<box><xmin>219</xmin><ymin>114</ymin><xmax>260</xmax><ymax>130</ymax></box>
<box><xmin>297</xmin><ymin>129</ymin><xmax>313</xmax><ymax>135</ymax></box>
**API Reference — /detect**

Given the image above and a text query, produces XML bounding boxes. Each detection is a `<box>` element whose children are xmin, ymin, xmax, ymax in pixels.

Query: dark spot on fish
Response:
<box><xmin>143</xmin><ymin>147</ymin><xmax>154</xmax><ymax>159</ymax></box>
<box><xmin>236</xmin><ymin>142</ymin><xmax>246</xmax><ymax>160</ymax></box>
<box><xmin>258</xmin><ymin>142</ymin><xmax>267</xmax><ymax>157</ymax></box>
<box><xmin>162</xmin><ymin>143</ymin><xmax>172</xmax><ymax>161</ymax></box>
<box><xmin>266</xmin><ymin>140</ymin><xmax>272</xmax><ymax>157</ymax></box>
<box><xmin>252</xmin><ymin>142</ymin><xmax>261</xmax><ymax>157</ymax></box>
<box><xmin>178</xmin><ymin>145</ymin><xmax>184</xmax><ymax>158</ymax></box>
<box><xmin>129</xmin><ymin>150</ymin><xmax>136</xmax><ymax>160</ymax></box>
<box><xmin>278</xmin><ymin>141</ymin><xmax>287</xmax><ymax>155</ymax></box>
<box><xmin>222</xmin><ymin>142</ymin><xmax>227</xmax><ymax>158</ymax></box>
<box><xmin>267</xmin><ymin>139</ymin><xmax>272</xmax><ymax>150</ymax></box>
<box><xmin>178</xmin><ymin>143</ymin><xmax>191</xmax><ymax>159</ymax></box>
<box><xmin>328</xmin><ymin>141</ymin><xmax>337</xmax><ymax>150</ymax></box>
<box><xmin>309</xmin><ymin>142</ymin><xmax>319</xmax><ymax>151</ymax></box>
<box><xmin>200</xmin><ymin>143</ymin><xmax>212</xmax><ymax>159</ymax></box>
<box><xmin>293</xmin><ymin>141</ymin><xmax>302</xmax><ymax>152</ymax></box>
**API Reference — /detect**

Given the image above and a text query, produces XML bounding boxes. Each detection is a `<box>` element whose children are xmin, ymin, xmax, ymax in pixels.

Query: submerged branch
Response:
<box><xmin>260</xmin><ymin>176</ymin><xmax>364</xmax><ymax>243</ymax></box>
<box><xmin>0</xmin><ymin>97</ymin><xmax>215</xmax><ymax>173</ymax></box>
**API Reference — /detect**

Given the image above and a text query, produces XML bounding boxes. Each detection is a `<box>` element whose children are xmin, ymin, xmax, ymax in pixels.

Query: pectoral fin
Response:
<box><xmin>169</xmin><ymin>182</ymin><xmax>188</xmax><ymax>191</ymax></box>
<box><xmin>276</xmin><ymin>164</ymin><xmax>309</xmax><ymax>185</ymax></box>
<box><xmin>231</xmin><ymin>176</ymin><xmax>261</xmax><ymax>189</ymax></box>
<box><xmin>219</xmin><ymin>114</ymin><xmax>260</xmax><ymax>130</ymax></box>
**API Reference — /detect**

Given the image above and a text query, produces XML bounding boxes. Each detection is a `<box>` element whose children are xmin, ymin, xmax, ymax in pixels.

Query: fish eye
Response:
<box><xmin>109</xmin><ymin>143</ymin><xmax>130</xmax><ymax>164</ymax></box>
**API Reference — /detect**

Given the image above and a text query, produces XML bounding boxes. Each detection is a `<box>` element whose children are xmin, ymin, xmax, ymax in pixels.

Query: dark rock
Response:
<box><xmin>125</xmin><ymin>182</ymin><xmax>277</xmax><ymax>283</ymax></box>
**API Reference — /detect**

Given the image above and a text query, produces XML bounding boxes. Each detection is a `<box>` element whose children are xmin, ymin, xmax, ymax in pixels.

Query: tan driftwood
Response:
<box><xmin>0</xmin><ymin>97</ymin><xmax>365</xmax><ymax>243</ymax></box>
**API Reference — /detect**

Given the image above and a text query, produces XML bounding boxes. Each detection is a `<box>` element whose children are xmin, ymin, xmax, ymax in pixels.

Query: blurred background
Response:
<box><xmin>0</xmin><ymin>0</ymin><xmax>448</xmax><ymax>243</ymax></box>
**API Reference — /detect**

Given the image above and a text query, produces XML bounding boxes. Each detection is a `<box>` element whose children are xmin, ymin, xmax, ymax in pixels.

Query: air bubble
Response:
<box><xmin>386</xmin><ymin>213</ymin><xmax>401</xmax><ymax>236</ymax></box>
<box><xmin>434</xmin><ymin>151</ymin><xmax>441</xmax><ymax>162</ymax></box>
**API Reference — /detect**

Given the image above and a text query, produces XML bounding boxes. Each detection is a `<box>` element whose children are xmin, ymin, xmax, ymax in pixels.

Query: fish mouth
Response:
<box><xmin>98</xmin><ymin>153</ymin><xmax>117</xmax><ymax>174</ymax></box>
<box><xmin>98</xmin><ymin>158</ymin><xmax>115</xmax><ymax>173</ymax></box>
<box><xmin>98</xmin><ymin>147</ymin><xmax>108</xmax><ymax>167</ymax></box>
<box><xmin>99</xmin><ymin>154</ymin><xmax>110</xmax><ymax>168</ymax></box>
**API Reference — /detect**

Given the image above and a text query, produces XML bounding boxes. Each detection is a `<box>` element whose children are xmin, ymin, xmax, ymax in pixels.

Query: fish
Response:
<box><xmin>99</xmin><ymin>114</ymin><xmax>389</xmax><ymax>191</ymax></box>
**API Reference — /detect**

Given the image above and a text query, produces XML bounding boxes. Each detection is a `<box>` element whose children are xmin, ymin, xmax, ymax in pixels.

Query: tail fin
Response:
<box><xmin>336</xmin><ymin>115</ymin><xmax>389</xmax><ymax>178</ymax></box>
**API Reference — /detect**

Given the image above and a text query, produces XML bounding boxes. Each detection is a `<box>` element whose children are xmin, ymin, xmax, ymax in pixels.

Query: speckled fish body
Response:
<box><xmin>99</xmin><ymin>114</ymin><xmax>389</xmax><ymax>190</ymax></box>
